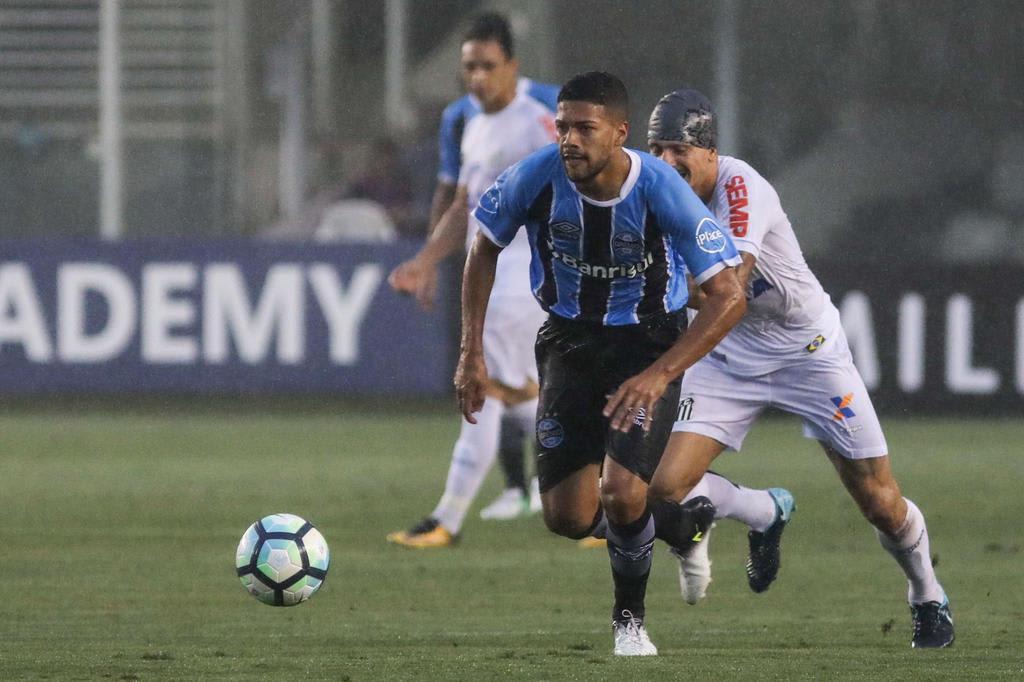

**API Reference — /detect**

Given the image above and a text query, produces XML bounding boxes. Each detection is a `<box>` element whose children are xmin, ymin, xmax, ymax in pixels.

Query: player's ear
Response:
<box><xmin>615</xmin><ymin>120</ymin><xmax>629</xmax><ymax>146</ymax></box>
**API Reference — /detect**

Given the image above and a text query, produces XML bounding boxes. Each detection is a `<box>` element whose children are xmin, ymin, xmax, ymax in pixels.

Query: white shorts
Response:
<box><xmin>673</xmin><ymin>332</ymin><xmax>888</xmax><ymax>460</ymax></box>
<box><xmin>483</xmin><ymin>295</ymin><xmax>546</xmax><ymax>389</ymax></box>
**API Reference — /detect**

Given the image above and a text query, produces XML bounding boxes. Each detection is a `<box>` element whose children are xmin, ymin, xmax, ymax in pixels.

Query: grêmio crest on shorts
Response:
<box><xmin>472</xmin><ymin>144</ymin><xmax>741</xmax><ymax>326</ymax></box>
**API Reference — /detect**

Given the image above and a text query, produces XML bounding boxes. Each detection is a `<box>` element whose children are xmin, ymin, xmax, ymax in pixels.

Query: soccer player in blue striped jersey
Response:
<box><xmin>456</xmin><ymin>72</ymin><xmax>747</xmax><ymax>656</ymax></box>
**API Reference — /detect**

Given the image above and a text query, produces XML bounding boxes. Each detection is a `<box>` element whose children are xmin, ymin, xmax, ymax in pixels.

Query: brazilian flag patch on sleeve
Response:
<box><xmin>805</xmin><ymin>334</ymin><xmax>826</xmax><ymax>353</ymax></box>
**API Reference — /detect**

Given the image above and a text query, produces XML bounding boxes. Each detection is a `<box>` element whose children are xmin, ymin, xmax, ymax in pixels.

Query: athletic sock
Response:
<box><xmin>876</xmin><ymin>497</ymin><xmax>945</xmax><ymax>605</ymax></box>
<box><xmin>496</xmin><ymin>415</ymin><xmax>528</xmax><ymax>495</ymax></box>
<box><xmin>431</xmin><ymin>398</ymin><xmax>502</xmax><ymax>535</ymax></box>
<box><xmin>606</xmin><ymin>510</ymin><xmax>655</xmax><ymax>620</ymax></box>
<box><xmin>684</xmin><ymin>471</ymin><xmax>778</xmax><ymax>532</ymax></box>
<box><xmin>587</xmin><ymin>507</ymin><xmax>608</xmax><ymax>540</ymax></box>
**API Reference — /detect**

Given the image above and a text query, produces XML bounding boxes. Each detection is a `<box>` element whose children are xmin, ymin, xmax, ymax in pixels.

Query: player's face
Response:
<box><xmin>460</xmin><ymin>40</ymin><xmax>518</xmax><ymax>112</ymax></box>
<box><xmin>556</xmin><ymin>101</ymin><xmax>628</xmax><ymax>184</ymax></box>
<box><xmin>649</xmin><ymin>140</ymin><xmax>718</xmax><ymax>201</ymax></box>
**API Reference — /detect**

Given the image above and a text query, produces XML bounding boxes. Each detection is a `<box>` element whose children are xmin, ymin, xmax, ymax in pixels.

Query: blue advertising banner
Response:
<box><xmin>1</xmin><ymin>239</ymin><xmax>1020</xmax><ymax>414</ymax></box>
<box><xmin>0</xmin><ymin>239</ymin><xmax>456</xmax><ymax>394</ymax></box>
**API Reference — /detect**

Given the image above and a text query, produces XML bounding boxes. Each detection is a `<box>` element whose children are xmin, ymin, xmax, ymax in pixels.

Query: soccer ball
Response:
<box><xmin>235</xmin><ymin>513</ymin><xmax>330</xmax><ymax>606</ymax></box>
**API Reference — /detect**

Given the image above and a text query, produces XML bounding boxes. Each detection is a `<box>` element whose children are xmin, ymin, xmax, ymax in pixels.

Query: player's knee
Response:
<box><xmin>542</xmin><ymin>509</ymin><xmax>591</xmax><ymax>539</ymax></box>
<box><xmin>859</xmin><ymin>483</ymin><xmax>905</xmax><ymax>535</ymax></box>
<box><xmin>599</xmin><ymin>485</ymin><xmax>645</xmax><ymax>525</ymax></box>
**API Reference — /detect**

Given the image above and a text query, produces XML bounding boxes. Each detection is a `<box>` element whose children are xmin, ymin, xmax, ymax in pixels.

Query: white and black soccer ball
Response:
<box><xmin>235</xmin><ymin>513</ymin><xmax>330</xmax><ymax>606</ymax></box>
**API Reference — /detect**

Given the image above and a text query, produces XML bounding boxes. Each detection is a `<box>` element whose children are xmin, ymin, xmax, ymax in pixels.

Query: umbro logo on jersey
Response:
<box><xmin>551</xmin><ymin>221</ymin><xmax>581</xmax><ymax>238</ymax></box>
<box><xmin>695</xmin><ymin>218</ymin><xmax>727</xmax><ymax>254</ymax></box>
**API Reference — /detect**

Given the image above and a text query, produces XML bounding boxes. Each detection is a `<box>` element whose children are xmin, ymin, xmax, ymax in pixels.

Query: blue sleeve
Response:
<box><xmin>472</xmin><ymin>145</ymin><xmax>557</xmax><ymax>247</ymax></box>
<box><xmin>526</xmin><ymin>80</ymin><xmax>560</xmax><ymax>112</ymax></box>
<box><xmin>437</xmin><ymin>97</ymin><xmax>474</xmax><ymax>183</ymax></box>
<box><xmin>650</xmin><ymin>161</ymin><xmax>741</xmax><ymax>284</ymax></box>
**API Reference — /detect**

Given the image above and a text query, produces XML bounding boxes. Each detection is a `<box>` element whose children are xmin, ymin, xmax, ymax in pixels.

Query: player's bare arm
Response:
<box><xmin>686</xmin><ymin>252</ymin><xmax>756</xmax><ymax>310</ymax></box>
<box><xmin>455</xmin><ymin>232</ymin><xmax>501</xmax><ymax>423</ymax></box>
<box><xmin>605</xmin><ymin>266</ymin><xmax>746</xmax><ymax>432</ymax></box>
<box><xmin>388</xmin><ymin>185</ymin><xmax>470</xmax><ymax>309</ymax></box>
<box><xmin>428</xmin><ymin>180</ymin><xmax>457</xmax><ymax>237</ymax></box>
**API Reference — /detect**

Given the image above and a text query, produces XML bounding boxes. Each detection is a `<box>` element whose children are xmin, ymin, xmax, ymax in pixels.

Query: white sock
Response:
<box><xmin>508</xmin><ymin>397</ymin><xmax>539</xmax><ymax>441</ymax></box>
<box><xmin>876</xmin><ymin>498</ymin><xmax>945</xmax><ymax>605</ymax></box>
<box><xmin>684</xmin><ymin>472</ymin><xmax>778</xmax><ymax>532</ymax></box>
<box><xmin>431</xmin><ymin>398</ymin><xmax>502</xmax><ymax>535</ymax></box>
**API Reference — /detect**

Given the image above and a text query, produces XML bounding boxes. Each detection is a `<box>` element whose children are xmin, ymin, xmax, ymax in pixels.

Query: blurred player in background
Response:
<box><xmin>458</xmin><ymin>72</ymin><xmax>746</xmax><ymax>655</ymax></box>
<box><xmin>386</xmin><ymin>13</ymin><xmax>559</xmax><ymax>547</ymax></box>
<box><xmin>647</xmin><ymin>87</ymin><xmax>954</xmax><ymax>648</ymax></box>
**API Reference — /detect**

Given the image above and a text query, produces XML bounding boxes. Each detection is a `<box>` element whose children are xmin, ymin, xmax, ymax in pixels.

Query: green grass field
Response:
<box><xmin>1</xmin><ymin>402</ymin><xmax>1022</xmax><ymax>680</ymax></box>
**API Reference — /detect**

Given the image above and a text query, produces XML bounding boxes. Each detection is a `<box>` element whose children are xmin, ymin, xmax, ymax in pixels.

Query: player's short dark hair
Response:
<box><xmin>463</xmin><ymin>12</ymin><xmax>514</xmax><ymax>59</ymax></box>
<box><xmin>557</xmin><ymin>72</ymin><xmax>629</xmax><ymax>122</ymax></box>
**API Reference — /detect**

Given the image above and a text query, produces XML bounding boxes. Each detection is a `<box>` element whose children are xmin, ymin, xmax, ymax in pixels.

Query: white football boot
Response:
<box><xmin>528</xmin><ymin>477</ymin><xmax>542</xmax><ymax>513</ymax></box>
<box><xmin>612</xmin><ymin>610</ymin><xmax>658</xmax><ymax>656</ymax></box>
<box><xmin>669</xmin><ymin>522</ymin><xmax>715</xmax><ymax>605</ymax></box>
<box><xmin>479</xmin><ymin>488</ymin><xmax>529</xmax><ymax>520</ymax></box>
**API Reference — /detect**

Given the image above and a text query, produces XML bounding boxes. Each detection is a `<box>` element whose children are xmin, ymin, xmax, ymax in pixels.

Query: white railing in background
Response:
<box><xmin>98</xmin><ymin>0</ymin><xmax>123</xmax><ymax>240</ymax></box>
<box><xmin>0</xmin><ymin>0</ymin><xmax>236</xmax><ymax>237</ymax></box>
<box><xmin>0</xmin><ymin>0</ymin><xmax>225</xmax><ymax>140</ymax></box>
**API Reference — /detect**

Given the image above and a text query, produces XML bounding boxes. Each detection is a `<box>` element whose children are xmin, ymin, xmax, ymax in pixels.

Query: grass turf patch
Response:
<box><xmin>1</xmin><ymin>408</ymin><xmax>1021</xmax><ymax>679</ymax></box>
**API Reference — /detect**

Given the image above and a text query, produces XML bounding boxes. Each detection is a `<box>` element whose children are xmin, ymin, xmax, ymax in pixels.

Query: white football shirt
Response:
<box><xmin>705</xmin><ymin>155</ymin><xmax>841</xmax><ymax>375</ymax></box>
<box><xmin>459</xmin><ymin>91</ymin><xmax>556</xmax><ymax>301</ymax></box>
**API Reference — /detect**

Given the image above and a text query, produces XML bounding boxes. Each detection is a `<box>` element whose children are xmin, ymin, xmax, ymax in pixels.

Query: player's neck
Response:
<box><xmin>698</xmin><ymin>159</ymin><xmax>720</xmax><ymax>203</ymax></box>
<box><xmin>481</xmin><ymin>86</ymin><xmax>516</xmax><ymax>114</ymax></box>
<box><xmin>575</xmin><ymin>149</ymin><xmax>631</xmax><ymax>202</ymax></box>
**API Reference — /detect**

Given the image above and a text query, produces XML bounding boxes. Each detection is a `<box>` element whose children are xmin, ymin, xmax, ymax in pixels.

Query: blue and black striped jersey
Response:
<box><xmin>472</xmin><ymin>145</ymin><xmax>741</xmax><ymax>325</ymax></box>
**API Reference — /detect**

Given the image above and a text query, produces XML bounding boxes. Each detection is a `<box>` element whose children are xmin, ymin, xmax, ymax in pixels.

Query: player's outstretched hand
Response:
<box><xmin>455</xmin><ymin>351</ymin><xmax>489</xmax><ymax>423</ymax></box>
<box><xmin>387</xmin><ymin>259</ymin><xmax>437</xmax><ymax>311</ymax></box>
<box><xmin>387</xmin><ymin>259</ymin><xmax>419</xmax><ymax>293</ymax></box>
<box><xmin>603</xmin><ymin>368</ymin><xmax>671</xmax><ymax>433</ymax></box>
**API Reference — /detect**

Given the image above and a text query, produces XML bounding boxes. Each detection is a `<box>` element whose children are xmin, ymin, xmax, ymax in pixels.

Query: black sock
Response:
<box><xmin>606</xmin><ymin>509</ymin><xmax>655</xmax><ymax>621</ymax></box>
<box><xmin>586</xmin><ymin>506</ymin><xmax>608</xmax><ymax>540</ymax></box>
<box><xmin>650</xmin><ymin>496</ymin><xmax>714</xmax><ymax>553</ymax></box>
<box><xmin>497</xmin><ymin>417</ymin><xmax>528</xmax><ymax>494</ymax></box>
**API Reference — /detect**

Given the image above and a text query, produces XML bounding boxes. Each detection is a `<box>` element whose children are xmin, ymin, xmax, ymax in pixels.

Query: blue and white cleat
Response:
<box><xmin>746</xmin><ymin>487</ymin><xmax>795</xmax><ymax>593</ymax></box>
<box><xmin>911</xmin><ymin>597</ymin><xmax>955</xmax><ymax>648</ymax></box>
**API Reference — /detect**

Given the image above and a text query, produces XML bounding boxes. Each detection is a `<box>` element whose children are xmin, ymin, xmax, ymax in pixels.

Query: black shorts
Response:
<box><xmin>533</xmin><ymin>312</ymin><xmax>686</xmax><ymax>493</ymax></box>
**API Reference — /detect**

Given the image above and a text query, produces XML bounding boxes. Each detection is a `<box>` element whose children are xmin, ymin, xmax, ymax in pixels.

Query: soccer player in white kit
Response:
<box><xmin>645</xmin><ymin>88</ymin><xmax>954</xmax><ymax>648</ymax></box>
<box><xmin>386</xmin><ymin>14</ymin><xmax>556</xmax><ymax>548</ymax></box>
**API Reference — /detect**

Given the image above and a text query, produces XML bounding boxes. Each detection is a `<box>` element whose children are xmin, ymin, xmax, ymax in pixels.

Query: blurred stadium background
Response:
<box><xmin>1</xmin><ymin>1</ymin><xmax>1022</xmax><ymax>678</ymax></box>
<box><xmin>0</xmin><ymin>0</ymin><xmax>1021</xmax><ymax>409</ymax></box>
